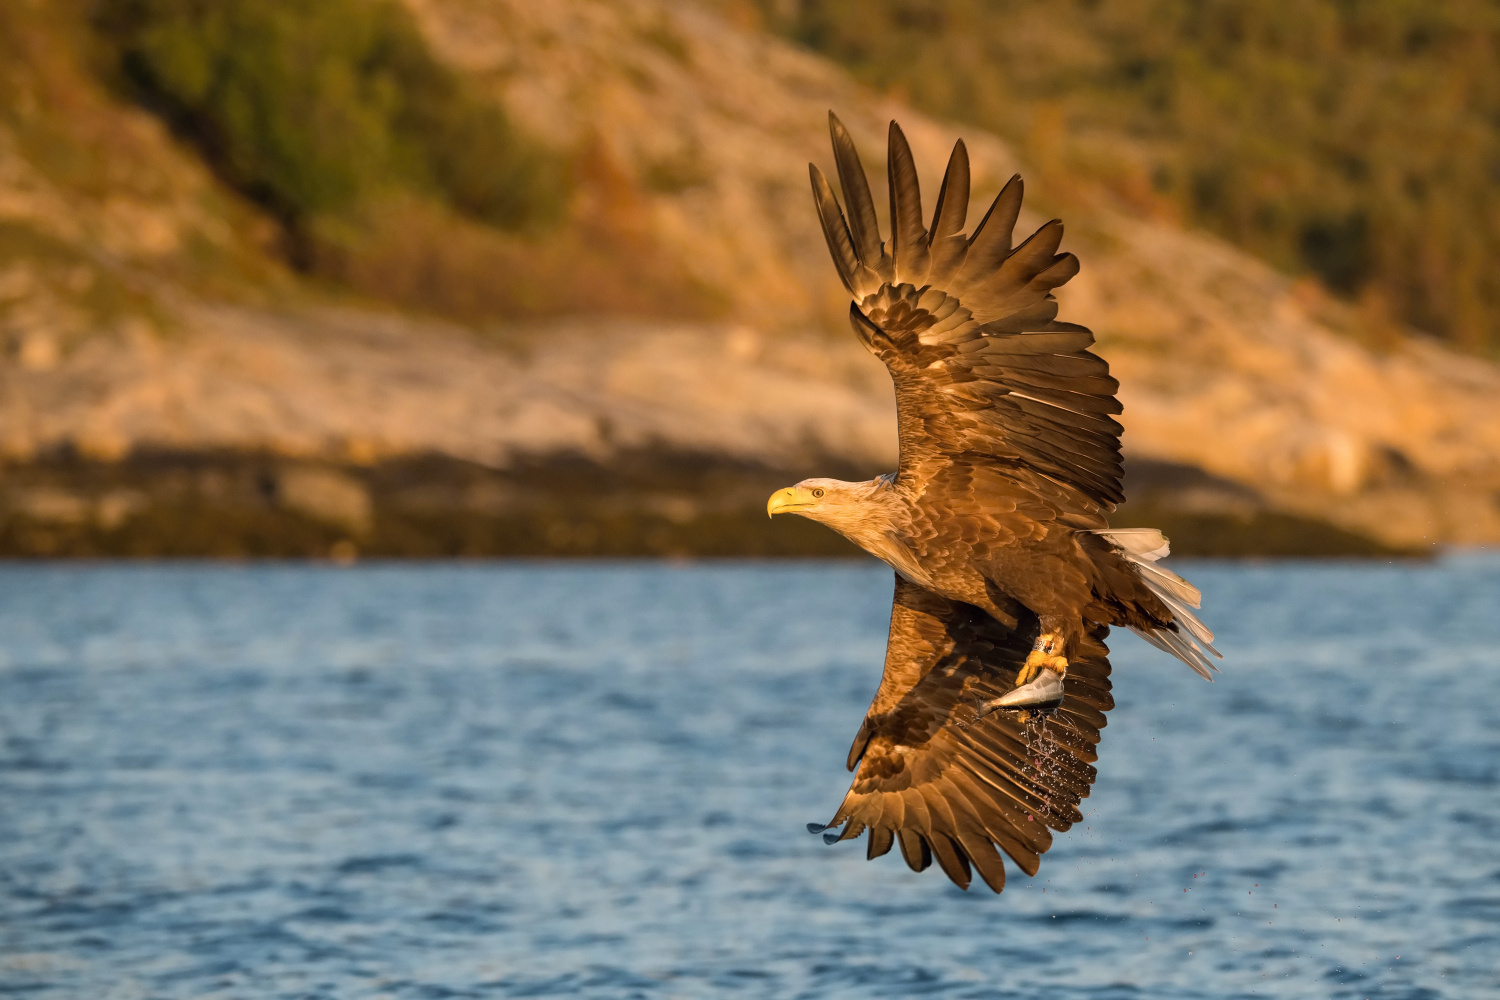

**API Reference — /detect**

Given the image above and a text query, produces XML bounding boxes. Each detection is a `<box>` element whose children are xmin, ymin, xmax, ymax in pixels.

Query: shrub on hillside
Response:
<box><xmin>766</xmin><ymin>0</ymin><xmax>1500</xmax><ymax>354</ymax></box>
<box><xmin>95</xmin><ymin>0</ymin><xmax>567</xmax><ymax>236</ymax></box>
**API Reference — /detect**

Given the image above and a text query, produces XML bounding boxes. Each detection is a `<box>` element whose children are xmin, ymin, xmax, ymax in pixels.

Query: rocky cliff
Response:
<box><xmin>1</xmin><ymin>0</ymin><xmax>1496</xmax><ymax>557</ymax></box>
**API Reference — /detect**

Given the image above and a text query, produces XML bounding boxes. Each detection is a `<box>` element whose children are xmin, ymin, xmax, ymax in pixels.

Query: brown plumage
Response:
<box><xmin>769</xmin><ymin>114</ymin><xmax>1221</xmax><ymax>894</ymax></box>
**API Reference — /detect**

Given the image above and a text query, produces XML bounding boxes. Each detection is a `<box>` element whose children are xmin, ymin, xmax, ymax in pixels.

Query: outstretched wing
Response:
<box><xmin>810</xmin><ymin>576</ymin><xmax>1113</xmax><ymax>893</ymax></box>
<box><xmin>811</xmin><ymin>114</ymin><xmax>1123</xmax><ymax>511</ymax></box>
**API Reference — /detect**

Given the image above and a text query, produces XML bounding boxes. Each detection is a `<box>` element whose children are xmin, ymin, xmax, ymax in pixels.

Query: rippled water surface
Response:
<box><xmin>2</xmin><ymin>559</ymin><xmax>1498</xmax><ymax>998</ymax></box>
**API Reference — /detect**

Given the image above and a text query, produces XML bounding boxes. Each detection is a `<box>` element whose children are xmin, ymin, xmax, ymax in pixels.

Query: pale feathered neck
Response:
<box><xmin>803</xmin><ymin>475</ymin><xmax>929</xmax><ymax>584</ymax></box>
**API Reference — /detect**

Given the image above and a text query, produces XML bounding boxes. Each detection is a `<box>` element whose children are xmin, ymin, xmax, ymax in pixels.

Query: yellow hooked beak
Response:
<box><xmin>767</xmin><ymin>486</ymin><xmax>816</xmax><ymax>517</ymax></box>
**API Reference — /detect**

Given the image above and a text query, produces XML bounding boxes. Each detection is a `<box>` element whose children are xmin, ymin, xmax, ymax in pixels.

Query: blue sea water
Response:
<box><xmin>0</xmin><ymin>558</ymin><xmax>1497</xmax><ymax>999</ymax></box>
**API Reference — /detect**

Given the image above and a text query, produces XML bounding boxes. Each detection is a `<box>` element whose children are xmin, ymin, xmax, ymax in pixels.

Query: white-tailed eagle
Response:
<box><xmin>767</xmin><ymin>114</ymin><xmax>1220</xmax><ymax>893</ymax></box>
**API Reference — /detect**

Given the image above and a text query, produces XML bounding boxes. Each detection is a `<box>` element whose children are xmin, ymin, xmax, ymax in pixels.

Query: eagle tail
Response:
<box><xmin>1094</xmin><ymin>528</ymin><xmax>1222</xmax><ymax>679</ymax></box>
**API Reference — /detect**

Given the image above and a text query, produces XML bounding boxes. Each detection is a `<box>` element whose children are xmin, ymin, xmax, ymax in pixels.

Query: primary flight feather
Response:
<box><xmin>768</xmin><ymin>114</ymin><xmax>1221</xmax><ymax>893</ymax></box>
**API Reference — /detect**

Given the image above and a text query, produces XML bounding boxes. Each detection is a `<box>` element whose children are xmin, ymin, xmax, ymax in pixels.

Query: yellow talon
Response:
<box><xmin>1015</xmin><ymin>633</ymin><xmax>1068</xmax><ymax>687</ymax></box>
<box><xmin>981</xmin><ymin>632</ymin><xmax>1071</xmax><ymax>715</ymax></box>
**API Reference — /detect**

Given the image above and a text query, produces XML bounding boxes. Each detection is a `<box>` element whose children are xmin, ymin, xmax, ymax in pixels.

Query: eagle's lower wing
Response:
<box><xmin>811</xmin><ymin>114</ymin><xmax>1123</xmax><ymax>511</ymax></box>
<box><xmin>812</xmin><ymin>576</ymin><xmax>1113</xmax><ymax>893</ymax></box>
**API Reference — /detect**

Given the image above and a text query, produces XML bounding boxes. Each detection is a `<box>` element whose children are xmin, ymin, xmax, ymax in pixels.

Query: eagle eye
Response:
<box><xmin>811</xmin><ymin>488</ymin><xmax>825</xmax><ymax>498</ymax></box>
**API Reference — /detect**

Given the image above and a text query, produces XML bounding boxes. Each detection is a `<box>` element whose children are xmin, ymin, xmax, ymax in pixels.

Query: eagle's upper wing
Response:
<box><xmin>811</xmin><ymin>114</ymin><xmax>1123</xmax><ymax>511</ymax></box>
<box><xmin>811</xmin><ymin>576</ymin><xmax>1113</xmax><ymax>893</ymax></box>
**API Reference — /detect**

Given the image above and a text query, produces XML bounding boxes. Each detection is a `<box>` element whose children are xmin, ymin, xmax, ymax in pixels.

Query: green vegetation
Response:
<box><xmin>762</xmin><ymin>0</ymin><xmax>1500</xmax><ymax>353</ymax></box>
<box><xmin>83</xmin><ymin>0</ymin><xmax>724</xmax><ymax>323</ymax></box>
<box><xmin>95</xmin><ymin>0</ymin><xmax>567</xmax><ymax>240</ymax></box>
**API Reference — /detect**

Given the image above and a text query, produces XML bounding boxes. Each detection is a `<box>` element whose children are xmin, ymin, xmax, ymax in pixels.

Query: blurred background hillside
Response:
<box><xmin>763</xmin><ymin>0</ymin><xmax>1500</xmax><ymax>353</ymax></box>
<box><xmin>1</xmin><ymin>0</ymin><xmax>1498</xmax><ymax>558</ymax></box>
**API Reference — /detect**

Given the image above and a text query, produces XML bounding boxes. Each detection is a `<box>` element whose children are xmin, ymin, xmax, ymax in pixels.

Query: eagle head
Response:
<box><xmin>767</xmin><ymin>475</ymin><xmax>916</xmax><ymax>578</ymax></box>
<box><xmin>767</xmin><ymin>477</ymin><xmax>899</xmax><ymax>531</ymax></box>
<box><xmin>766</xmin><ymin>478</ymin><xmax>844</xmax><ymax>519</ymax></box>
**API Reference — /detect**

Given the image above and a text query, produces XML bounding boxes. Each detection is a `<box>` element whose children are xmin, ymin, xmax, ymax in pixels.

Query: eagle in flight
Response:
<box><xmin>767</xmin><ymin>114</ymin><xmax>1220</xmax><ymax>894</ymax></box>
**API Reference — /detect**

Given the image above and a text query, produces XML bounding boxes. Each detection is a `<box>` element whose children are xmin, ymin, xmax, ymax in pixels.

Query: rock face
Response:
<box><xmin>1070</xmin><ymin>217</ymin><xmax>1500</xmax><ymax>548</ymax></box>
<box><xmin>1</xmin><ymin>0</ymin><xmax>1497</xmax><ymax>554</ymax></box>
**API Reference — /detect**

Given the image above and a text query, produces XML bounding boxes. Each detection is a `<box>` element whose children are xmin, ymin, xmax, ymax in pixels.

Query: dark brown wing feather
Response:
<box><xmin>811</xmin><ymin>114</ymin><xmax>1123</xmax><ymax>510</ymax></box>
<box><xmin>811</xmin><ymin>576</ymin><xmax>1113</xmax><ymax>893</ymax></box>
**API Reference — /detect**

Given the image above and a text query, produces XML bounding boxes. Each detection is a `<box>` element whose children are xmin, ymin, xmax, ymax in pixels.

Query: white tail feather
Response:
<box><xmin>1095</xmin><ymin>528</ymin><xmax>1223</xmax><ymax>679</ymax></box>
<box><xmin>1097</xmin><ymin>527</ymin><xmax>1171</xmax><ymax>561</ymax></box>
<box><xmin>1132</xmin><ymin>559</ymin><xmax>1202</xmax><ymax>609</ymax></box>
